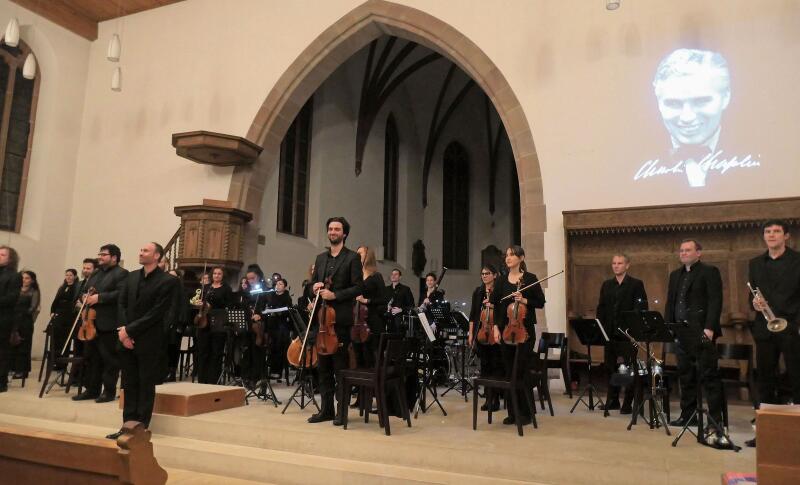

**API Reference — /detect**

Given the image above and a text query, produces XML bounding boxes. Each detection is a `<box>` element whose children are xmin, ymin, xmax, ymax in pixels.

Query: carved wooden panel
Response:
<box><xmin>174</xmin><ymin>200</ymin><xmax>252</xmax><ymax>273</ymax></box>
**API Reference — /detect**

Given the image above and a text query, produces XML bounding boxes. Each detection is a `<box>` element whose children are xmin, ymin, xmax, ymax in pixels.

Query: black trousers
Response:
<box><xmin>120</xmin><ymin>347</ymin><xmax>162</xmax><ymax>428</ymax></box>
<box><xmin>317</xmin><ymin>337</ymin><xmax>350</xmax><ymax>417</ymax></box>
<box><xmin>604</xmin><ymin>340</ymin><xmax>637</xmax><ymax>404</ymax></box>
<box><xmin>478</xmin><ymin>342</ymin><xmax>503</xmax><ymax>378</ymax></box>
<box><xmin>11</xmin><ymin>320</ymin><xmax>33</xmax><ymax>374</ymax></box>
<box><xmin>86</xmin><ymin>330</ymin><xmax>120</xmax><ymax>396</ymax></box>
<box><xmin>676</xmin><ymin>333</ymin><xmax>723</xmax><ymax>423</ymax></box>
<box><xmin>502</xmin><ymin>340</ymin><xmax>533</xmax><ymax>418</ymax></box>
<box><xmin>195</xmin><ymin>327</ymin><xmax>226</xmax><ymax>384</ymax></box>
<box><xmin>755</xmin><ymin>331</ymin><xmax>800</xmax><ymax>404</ymax></box>
<box><xmin>51</xmin><ymin>315</ymin><xmax>73</xmax><ymax>361</ymax></box>
<box><xmin>0</xmin><ymin>322</ymin><xmax>12</xmax><ymax>387</ymax></box>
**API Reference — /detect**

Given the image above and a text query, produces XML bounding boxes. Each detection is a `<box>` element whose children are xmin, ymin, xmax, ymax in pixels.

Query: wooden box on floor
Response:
<box><xmin>120</xmin><ymin>383</ymin><xmax>246</xmax><ymax>417</ymax></box>
<box><xmin>756</xmin><ymin>404</ymin><xmax>800</xmax><ymax>485</ymax></box>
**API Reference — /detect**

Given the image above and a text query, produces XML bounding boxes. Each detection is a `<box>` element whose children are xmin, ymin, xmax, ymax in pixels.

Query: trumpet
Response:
<box><xmin>747</xmin><ymin>282</ymin><xmax>788</xmax><ymax>333</ymax></box>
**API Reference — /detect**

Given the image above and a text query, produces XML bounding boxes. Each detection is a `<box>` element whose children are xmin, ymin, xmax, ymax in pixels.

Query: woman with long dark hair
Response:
<box><xmin>49</xmin><ymin>269</ymin><xmax>79</xmax><ymax>367</ymax></box>
<box><xmin>469</xmin><ymin>263</ymin><xmax>502</xmax><ymax>411</ymax></box>
<box><xmin>195</xmin><ymin>267</ymin><xmax>233</xmax><ymax>384</ymax></box>
<box><xmin>495</xmin><ymin>245</ymin><xmax>545</xmax><ymax>426</ymax></box>
<box><xmin>12</xmin><ymin>270</ymin><xmax>41</xmax><ymax>379</ymax></box>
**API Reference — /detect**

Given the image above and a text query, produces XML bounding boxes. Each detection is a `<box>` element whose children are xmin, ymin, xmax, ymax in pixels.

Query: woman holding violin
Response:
<box><xmin>468</xmin><ymin>264</ymin><xmax>502</xmax><ymax>411</ymax></box>
<box><xmin>495</xmin><ymin>245</ymin><xmax>545</xmax><ymax>425</ymax></box>
<box><xmin>266</xmin><ymin>278</ymin><xmax>292</xmax><ymax>382</ymax></box>
<box><xmin>49</xmin><ymin>269</ymin><xmax>79</xmax><ymax>367</ymax></box>
<box><xmin>353</xmin><ymin>246</ymin><xmax>387</xmax><ymax>369</ymax></box>
<box><xmin>195</xmin><ymin>267</ymin><xmax>233</xmax><ymax>384</ymax></box>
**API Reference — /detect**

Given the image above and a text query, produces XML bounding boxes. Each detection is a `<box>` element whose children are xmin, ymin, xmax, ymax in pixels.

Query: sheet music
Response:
<box><xmin>262</xmin><ymin>307</ymin><xmax>289</xmax><ymax>314</ymax></box>
<box><xmin>417</xmin><ymin>312</ymin><xmax>437</xmax><ymax>342</ymax></box>
<box><xmin>595</xmin><ymin>319</ymin><xmax>610</xmax><ymax>342</ymax></box>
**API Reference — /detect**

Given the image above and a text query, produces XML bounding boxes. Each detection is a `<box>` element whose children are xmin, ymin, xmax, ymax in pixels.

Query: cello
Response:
<box><xmin>476</xmin><ymin>287</ymin><xmax>499</xmax><ymax>345</ymax></box>
<box><xmin>287</xmin><ymin>289</ymin><xmax>320</xmax><ymax>368</ymax></box>
<box><xmin>314</xmin><ymin>277</ymin><xmax>339</xmax><ymax>355</ymax></box>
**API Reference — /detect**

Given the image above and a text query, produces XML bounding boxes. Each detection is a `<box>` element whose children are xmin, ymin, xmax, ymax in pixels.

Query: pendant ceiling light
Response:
<box><xmin>22</xmin><ymin>52</ymin><xmax>36</xmax><ymax>79</ymax></box>
<box><xmin>606</xmin><ymin>0</ymin><xmax>620</xmax><ymax>10</ymax></box>
<box><xmin>107</xmin><ymin>33</ymin><xmax>121</xmax><ymax>62</ymax></box>
<box><xmin>4</xmin><ymin>17</ymin><xmax>19</xmax><ymax>47</ymax></box>
<box><xmin>111</xmin><ymin>66</ymin><xmax>122</xmax><ymax>92</ymax></box>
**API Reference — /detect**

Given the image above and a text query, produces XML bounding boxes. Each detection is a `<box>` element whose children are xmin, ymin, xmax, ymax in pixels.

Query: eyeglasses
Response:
<box><xmin>480</xmin><ymin>272</ymin><xmax>492</xmax><ymax>276</ymax></box>
<box><xmin>97</xmin><ymin>252</ymin><xmax>110</xmax><ymax>257</ymax></box>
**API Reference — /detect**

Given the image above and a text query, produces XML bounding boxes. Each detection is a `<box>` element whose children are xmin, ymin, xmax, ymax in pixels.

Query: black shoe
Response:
<box><xmin>307</xmin><ymin>412</ymin><xmax>334</xmax><ymax>423</ymax></box>
<box><xmin>105</xmin><ymin>430</ymin><xmax>124</xmax><ymax>440</ymax></box>
<box><xmin>669</xmin><ymin>415</ymin><xmax>697</xmax><ymax>427</ymax></box>
<box><xmin>72</xmin><ymin>391</ymin><xmax>99</xmax><ymax>401</ymax></box>
<box><xmin>745</xmin><ymin>438</ymin><xmax>756</xmax><ymax>448</ymax></box>
<box><xmin>502</xmin><ymin>415</ymin><xmax>531</xmax><ymax>425</ymax></box>
<box><xmin>95</xmin><ymin>394</ymin><xmax>116</xmax><ymax>403</ymax></box>
<box><xmin>600</xmin><ymin>400</ymin><xmax>620</xmax><ymax>411</ymax></box>
<box><xmin>12</xmin><ymin>372</ymin><xmax>26</xmax><ymax>380</ymax></box>
<box><xmin>480</xmin><ymin>401</ymin><xmax>501</xmax><ymax>411</ymax></box>
<box><xmin>619</xmin><ymin>406</ymin><xmax>633</xmax><ymax>415</ymax></box>
<box><xmin>333</xmin><ymin>418</ymin><xmax>343</xmax><ymax>426</ymax></box>
<box><xmin>0</xmin><ymin>386</ymin><xmax>7</xmax><ymax>393</ymax></box>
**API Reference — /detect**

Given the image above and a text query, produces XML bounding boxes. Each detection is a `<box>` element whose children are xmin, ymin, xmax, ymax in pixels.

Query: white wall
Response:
<box><xmin>0</xmin><ymin>0</ymin><xmax>90</xmax><ymax>351</ymax></box>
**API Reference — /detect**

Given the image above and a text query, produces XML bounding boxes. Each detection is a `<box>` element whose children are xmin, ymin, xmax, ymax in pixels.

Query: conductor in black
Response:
<box><xmin>308</xmin><ymin>217</ymin><xmax>363</xmax><ymax>425</ymax></box>
<box><xmin>664</xmin><ymin>239</ymin><xmax>725</xmax><ymax>440</ymax></box>
<box><xmin>106</xmin><ymin>242</ymin><xmax>177</xmax><ymax>440</ymax></box>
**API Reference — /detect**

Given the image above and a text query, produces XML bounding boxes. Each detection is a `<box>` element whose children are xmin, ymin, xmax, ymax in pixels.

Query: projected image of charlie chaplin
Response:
<box><xmin>652</xmin><ymin>48</ymin><xmax>731</xmax><ymax>187</ymax></box>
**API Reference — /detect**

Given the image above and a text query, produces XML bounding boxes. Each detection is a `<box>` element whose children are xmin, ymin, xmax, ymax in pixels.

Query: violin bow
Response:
<box><xmin>61</xmin><ymin>288</ymin><xmax>93</xmax><ymax>356</ymax></box>
<box><xmin>499</xmin><ymin>270</ymin><xmax>565</xmax><ymax>302</ymax></box>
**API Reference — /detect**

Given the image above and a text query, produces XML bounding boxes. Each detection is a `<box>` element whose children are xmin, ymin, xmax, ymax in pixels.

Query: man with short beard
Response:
<box><xmin>308</xmin><ymin>217</ymin><xmax>363</xmax><ymax>425</ymax></box>
<box><xmin>106</xmin><ymin>242</ymin><xmax>176</xmax><ymax>440</ymax></box>
<box><xmin>0</xmin><ymin>245</ymin><xmax>22</xmax><ymax>392</ymax></box>
<box><xmin>73</xmin><ymin>244</ymin><xmax>128</xmax><ymax>403</ymax></box>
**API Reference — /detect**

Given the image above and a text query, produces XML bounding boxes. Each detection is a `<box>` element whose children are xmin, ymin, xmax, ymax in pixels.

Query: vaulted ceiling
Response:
<box><xmin>10</xmin><ymin>0</ymin><xmax>184</xmax><ymax>41</ymax></box>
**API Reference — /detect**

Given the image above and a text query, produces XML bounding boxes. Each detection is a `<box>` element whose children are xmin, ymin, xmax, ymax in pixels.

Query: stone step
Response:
<box><xmin>0</xmin><ymin>414</ymin><xmax>536</xmax><ymax>485</ymax></box>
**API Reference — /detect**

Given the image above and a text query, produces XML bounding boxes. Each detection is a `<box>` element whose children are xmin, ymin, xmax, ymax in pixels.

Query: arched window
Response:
<box><xmin>382</xmin><ymin>114</ymin><xmax>399</xmax><ymax>261</ymax></box>
<box><xmin>277</xmin><ymin>97</ymin><xmax>313</xmax><ymax>237</ymax></box>
<box><xmin>0</xmin><ymin>42</ymin><xmax>39</xmax><ymax>232</ymax></box>
<box><xmin>442</xmin><ymin>141</ymin><xmax>469</xmax><ymax>269</ymax></box>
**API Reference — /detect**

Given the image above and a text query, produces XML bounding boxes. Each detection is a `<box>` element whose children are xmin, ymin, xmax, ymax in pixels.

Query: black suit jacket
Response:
<box><xmin>748</xmin><ymin>247</ymin><xmax>800</xmax><ymax>340</ymax></box>
<box><xmin>665</xmin><ymin>261</ymin><xmax>723</xmax><ymax>339</ymax></box>
<box><xmin>0</xmin><ymin>265</ymin><xmax>21</xmax><ymax>326</ymax></box>
<box><xmin>596</xmin><ymin>275</ymin><xmax>648</xmax><ymax>339</ymax></box>
<box><xmin>85</xmin><ymin>265</ymin><xmax>129</xmax><ymax>332</ymax></box>
<box><xmin>312</xmin><ymin>246</ymin><xmax>363</xmax><ymax>328</ymax></box>
<box><xmin>386</xmin><ymin>283</ymin><xmax>414</xmax><ymax>312</ymax></box>
<box><xmin>118</xmin><ymin>267</ymin><xmax>177</xmax><ymax>354</ymax></box>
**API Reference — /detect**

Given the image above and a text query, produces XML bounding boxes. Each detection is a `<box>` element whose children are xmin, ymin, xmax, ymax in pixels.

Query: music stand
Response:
<box><xmin>282</xmin><ymin>308</ymin><xmax>320</xmax><ymax>414</ymax></box>
<box><xmin>621</xmin><ymin>310</ymin><xmax>671</xmax><ymax>435</ymax></box>
<box><xmin>442</xmin><ymin>311</ymin><xmax>473</xmax><ymax>401</ymax></box>
<box><xmin>569</xmin><ymin>318</ymin><xmax>608</xmax><ymax>413</ymax></box>
<box><xmin>413</xmin><ymin>311</ymin><xmax>447</xmax><ymax>418</ymax></box>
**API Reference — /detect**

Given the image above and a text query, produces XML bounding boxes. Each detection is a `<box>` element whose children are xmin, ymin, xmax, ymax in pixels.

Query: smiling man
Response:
<box><xmin>653</xmin><ymin>48</ymin><xmax>731</xmax><ymax>187</ymax></box>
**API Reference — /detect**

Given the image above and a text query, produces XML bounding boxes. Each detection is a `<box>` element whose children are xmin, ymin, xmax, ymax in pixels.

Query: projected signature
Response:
<box><xmin>634</xmin><ymin>48</ymin><xmax>761</xmax><ymax>187</ymax></box>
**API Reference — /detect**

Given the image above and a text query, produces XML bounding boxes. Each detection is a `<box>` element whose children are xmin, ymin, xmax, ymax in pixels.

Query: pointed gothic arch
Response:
<box><xmin>230</xmin><ymin>0</ymin><xmax>546</xmax><ymax>275</ymax></box>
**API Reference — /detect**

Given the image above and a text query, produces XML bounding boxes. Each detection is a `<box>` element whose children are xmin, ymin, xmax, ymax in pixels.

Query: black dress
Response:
<box><xmin>12</xmin><ymin>288</ymin><xmax>40</xmax><ymax>375</ymax></box>
<box><xmin>267</xmin><ymin>290</ymin><xmax>293</xmax><ymax>379</ymax></box>
<box><xmin>50</xmin><ymin>283</ymin><xmax>78</xmax><ymax>359</ymax></box>
<box><xmin>495</xmin><ymin>272</ymin><xmax>546</xmax><ymax>420</ymax></box>
<box><xmin>195</xmin><ymin>284</ymin><xmax>233</xmax><ymax>384</ymax></box>
<box><xmin>355</xmin><ymin>272</ymin><xmax>387</xmax><ymax>368</ymax></box>
<box><xmin>469</xmin><ymin>284</ymin><xmax>502</xmax><ymax>379</ymax></box>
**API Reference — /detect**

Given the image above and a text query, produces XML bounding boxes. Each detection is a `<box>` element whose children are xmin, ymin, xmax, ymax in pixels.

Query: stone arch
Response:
<box><xmin>230</xmin><ymin>0</ymin><xmax>546</xmax><ymax>270</ymax></box>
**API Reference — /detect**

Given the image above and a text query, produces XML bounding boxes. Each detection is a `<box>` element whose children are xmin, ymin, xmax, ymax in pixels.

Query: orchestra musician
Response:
<box><xmin>664</xmin><ymin>239</ymin><xmax>727</xmax><ymax>446</ymax></box>
<box><xmin>418</xmin><ymin>272</ymin><xmax>444</xmax><ymax>308</ymax></box>
<box><xmin>596</xmin><ymin>254</ymin><xmax>648</xmax><ymax>415</ymax></box>
<box><xmin>386</xmin><ymin>268</ymin><xmax>415</xmax><ymax>315</ymax></box>
<box><xmin>0</xmin><ymin>245</ymin><xmax>21</xmax><ymax>393</ymax></box>
<box><xmin>494</xmin><ymin>245</ymin><xmax>545</xmax><ymax>426</ymax></box>
<box><xmin>308</xmin><ymin>217</ymin><xmax>363</xmax><ymax>425</ymax></box>
<box><xmin>354</xmin><ymin>246</ymin><xmax>387</xmax><ymax>369</ymax></box>
<box><xmin>73</xmin><ymin>244</ymin><xmax>128</xmax><ymax>403</ymax></box>
<box><xmin>107</xmin><ymin>242</ymin><xmax>176</xmax><ymax>440</ymax></box>
<box><xmin>468</xmin><ymin>264</ymin><xmax>502</xmax><ymax>411</ymax></box>
<box><xmin>267</xmin><ymin>277</ymin><xmax>292</xmax><ymax>382</ymax></box>
<box><xmin>195</xmin><ymin>266</ymin><xmax>232</xmax><ymax>384</ymax></box>
<box><xmin>746</xmin><ymin>220</ymin><xmax>800</xmax><ymax>447</ymax></box>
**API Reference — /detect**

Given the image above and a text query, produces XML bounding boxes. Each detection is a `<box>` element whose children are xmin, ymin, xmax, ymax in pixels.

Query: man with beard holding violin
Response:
<box><xmin>308</xmin><ymin>217</ymin><xmax>363</xmax><ymax>425</ymax></box>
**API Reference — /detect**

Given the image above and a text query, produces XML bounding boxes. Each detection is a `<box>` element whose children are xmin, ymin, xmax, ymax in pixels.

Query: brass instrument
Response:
<box><xmin>747</xmin><ymin>282</ymin><xmax>788</xmax><ymax>333</ymax></box>
<box><xmin>618</xmin><ymin>328</ymin><xmax>663</xmax><ymax>367</ymax></box>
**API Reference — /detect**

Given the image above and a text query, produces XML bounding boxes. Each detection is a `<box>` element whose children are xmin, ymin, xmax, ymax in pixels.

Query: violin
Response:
<box><xmin>77</xmin><ymin>288</ymin><xmax>98</xmax><ymax>342</ymax></box>
<box><xmin>250</xmin><ymin>293</ymin><xmax>268</xmax><ymax>348</ymax></box>
<box><xmin>314</xmin><ymin>277</ymin><xmax>339</xmax><ymax>355</ymax></box>
<box><xmin>351</xmin><ymin>297</ymin><xmax>370</xmax><ymax>344</ymax></box>
<box><xmin>476</xmin><ymin>287</ymin><xmax>499</xmax><ymax>345</ymax></box>
<box><xmin>502</xmin><ymin>279</ymin><xmax>529</xmax><ymax>344</ymax></box>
